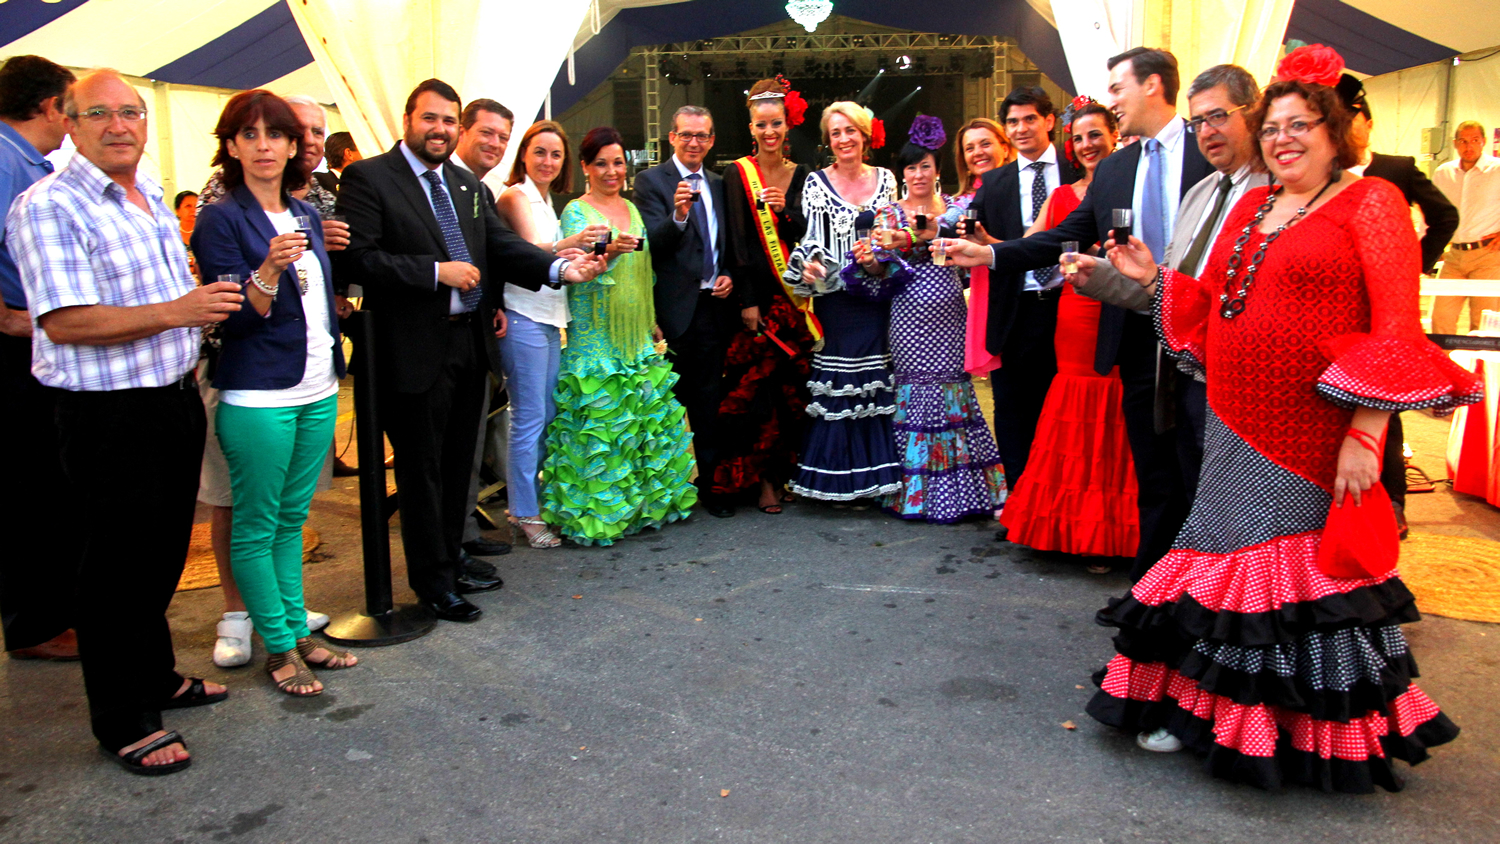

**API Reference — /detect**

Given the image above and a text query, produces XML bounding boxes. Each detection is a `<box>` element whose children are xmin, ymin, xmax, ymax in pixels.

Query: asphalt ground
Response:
<box><xmin>1</xmin><ymin>392</ymin><xmax>1496</xmax><ymax>844</ymax></box>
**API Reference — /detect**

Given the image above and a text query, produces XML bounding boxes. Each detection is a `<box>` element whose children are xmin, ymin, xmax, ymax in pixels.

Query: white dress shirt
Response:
<box><xmin>1434</xmin><ymin>155</ymin><xmax>1500</xmax><ymax>244</ymax></box>
<box><xmin>1132</xmin><ymin>115</ymin><xmax>1188</xmax><ymax>242</ymax></box>
<box><xmin>1016</xmin><ymin>143</ymin><xmax>1061</xmax><ymax>230</ymax></box>
<box><xmin>671</xmin><ymin>154</ymin><xmax>721</xmax><ymax>289</ymax></box>
<box><xmin>1178</xmin><ymin>163</ymin><xmax>1262</xmax><ymax>276</ymax></box>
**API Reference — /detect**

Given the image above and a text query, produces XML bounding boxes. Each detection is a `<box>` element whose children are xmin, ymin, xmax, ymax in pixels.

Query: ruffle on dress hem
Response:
<box><xmin>1316</xmin><ymin>333</ymin><xmax>1485</xmax><ymax>413</ymax></box>
<box><xmin>804</xmin><ymin>401</ymin><xmax>897</xmax><ymax>420</ymax></box>
<box><xmin>789</xmin><ymin>480</ymin><xmax>903</xmax><ymax>501</ymax></box>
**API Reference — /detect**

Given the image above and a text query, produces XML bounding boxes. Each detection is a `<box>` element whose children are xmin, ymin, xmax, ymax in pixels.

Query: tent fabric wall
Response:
<box><xmin>1362</xmin><ymin>51</ymin><xmax>1500</xmax><ymax>169</ymax></box>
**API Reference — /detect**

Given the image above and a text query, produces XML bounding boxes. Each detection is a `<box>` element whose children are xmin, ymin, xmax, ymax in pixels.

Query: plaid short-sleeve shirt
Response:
<box><xmin>8</xmin><ymin>154</ymin><xmax>199</xmax><ymax>391</ymax></box>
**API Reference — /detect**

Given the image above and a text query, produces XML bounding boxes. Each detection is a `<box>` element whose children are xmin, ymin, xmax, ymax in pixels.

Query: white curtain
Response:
<box><xmin>1050</xmin><ymin>0</ymin><xmax>1295</xmax><ymax>101</ymax></box>
<box><xmin>289</xmin><ymin>0</ymin><xmax>593</xmax><ymax>173</ymax></box>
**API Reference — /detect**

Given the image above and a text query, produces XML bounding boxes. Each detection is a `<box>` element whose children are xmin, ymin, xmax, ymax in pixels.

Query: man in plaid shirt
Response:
<box><xmin>8</xmin><ymin>69</ymin><xmax>245</xmax><ymax>776</ymax></box>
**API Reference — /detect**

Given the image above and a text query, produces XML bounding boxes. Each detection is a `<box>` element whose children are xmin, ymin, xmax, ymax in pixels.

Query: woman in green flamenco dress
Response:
<box><xmin>541</xmin><ymin>127</ymin><xmax>698</xmax><ymax>545</ymax></box>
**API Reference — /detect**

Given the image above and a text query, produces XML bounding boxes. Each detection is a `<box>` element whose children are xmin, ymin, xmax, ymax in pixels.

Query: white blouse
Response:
<box><xmin>504</xmin><ymin>176</ymin><xmax>570</xmax><ymax>328</ymax></box>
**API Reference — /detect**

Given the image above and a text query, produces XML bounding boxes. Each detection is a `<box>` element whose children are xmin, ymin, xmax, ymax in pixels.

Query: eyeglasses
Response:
<box><xmin>1258</xmin><ymin>117</ymin><xmax>1325</xmax><ymax>141</ymax></box>
<box><xmin>1186</xmin><ymin>105</ymin><xmax>1247</xmax><ymax>133</ymax></box>
<box><xmin>673</xmin><ymin>131</ymin><xmax>714</xmax><ymax>143</ymax></box>
<box><xmin>72</xmin><ymin>106</ymin><xmax>148</xmax><ymax>124</ymax></box>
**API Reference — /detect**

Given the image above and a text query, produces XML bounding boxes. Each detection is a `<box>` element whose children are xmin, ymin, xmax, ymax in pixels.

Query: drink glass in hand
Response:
<box><xmin>756</xmin><ymin>189</ymin><xmax>766</xmax><ymax>211</ymax></box>
<box><xmin>1111</xmin><ymin>208</ymin><xmax>1133</xmax><ymax>246</ymax></box>
<box><xmin>1060</xmin><ymin>241</ymin><xmax>1080</xmax><ymax>274</ymax></box>
<box><xmin>933</xmin><ymin>238</ymin><xmax>948</xmax><ymax>266</ymax></box>
<box><xmin>914</xmin><ymin>206</ymin><xmax>928</xmax><ymax>231</ymax></box>
<box><xmin>855</xmin><ymin>226</ymin><xmax>872</xmax><ymax>253</ymax></box>
<box><xmin>594</xmin><ymin>229</ymin><xmax>613</xmax><ymax>256</ymax></box>
<box><xmin>292</xmin><ymin>215</ymin><xmax>312</xmax><ymax>236</ymax></box>
<box><xmin>217</xmin><ymin>274</ymin><xmax>240</xmax><ymax>286</ymax></box>
<box><xmin>690</xmin><ymin>179</ymin><xmax>702</xmax><ymax>204</ymax></box>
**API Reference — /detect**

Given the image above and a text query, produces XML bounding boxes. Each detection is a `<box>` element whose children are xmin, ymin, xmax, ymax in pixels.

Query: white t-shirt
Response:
<box><xmin>221</xmin><ymin>209</ymin><xmax>340</xmax><ymax>408</ymax></box>
<box><xmin>503</xmin><ymin>176</ymin><xmax>570</xmax><ymax>328</ymax></box>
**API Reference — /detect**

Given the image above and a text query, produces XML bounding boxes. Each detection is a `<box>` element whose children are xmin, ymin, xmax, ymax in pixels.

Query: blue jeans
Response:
<box><xmin>498</xmin><ymin>311</ymin><xmax>562</xmax><ymax>518</ymax></box>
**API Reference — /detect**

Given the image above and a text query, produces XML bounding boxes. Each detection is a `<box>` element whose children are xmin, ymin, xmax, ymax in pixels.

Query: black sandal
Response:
<box><xmin>160</xmin><ymin>677</ymin><xmax>229</xmax><ymax>710</ymax></box>
<box><xmin>295</xmin><ymin>637</ymin><xmax>358</xmax><ymax>670</ymax></box>
<box><xmin>267</xmin><ymin>649</ymin><xmax>321</xmax><ymax>696</ymax></box>
<box><xmin>101</xmin><ymin>731</ymin><xmax>191</xmax><ymax>776</ymax></box>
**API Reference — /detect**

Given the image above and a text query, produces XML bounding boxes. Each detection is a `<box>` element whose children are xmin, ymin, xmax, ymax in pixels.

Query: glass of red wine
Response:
<box><xmin>1111</xmin><ymin>208</ymin><xmax>1133</xmax><ymax>247</ymax></box>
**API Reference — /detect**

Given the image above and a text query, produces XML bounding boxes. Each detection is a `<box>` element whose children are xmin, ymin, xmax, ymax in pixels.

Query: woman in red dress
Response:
<box><xmin>1000</xmin><ymin>100</ymin><xmax>1139</xmax><ymax>569</ymax></box>
<box><xmin>1088</xmin><ymin>57</ymin><xmax>1482</xmax><ymax>792</ymax></box>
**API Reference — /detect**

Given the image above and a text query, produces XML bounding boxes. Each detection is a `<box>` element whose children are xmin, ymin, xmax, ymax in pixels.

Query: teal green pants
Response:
<box><xmin>216</xmin><ymin>394</ymin><xmax>338</xmax><ymax>653</ymax></box>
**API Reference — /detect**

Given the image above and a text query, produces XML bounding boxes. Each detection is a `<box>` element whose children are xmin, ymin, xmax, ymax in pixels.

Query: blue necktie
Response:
<box><xmin>422</xmin><ymin>169</ymin><xmax>481</xmax><ymax>312</ymax></box>
<box><xmin>687</xmin><ymin>172</ymin><xmax>715</xmax><ymax>283</ymax></box>
<box><xmin>1140</xmin><ymin>138</ymin><xmax>1167</xmax><ymax>263</ymax></box>
<box><xmin>1028</xmin><ymin>160</ymin><xmax>1054</xmax><ymax>288</ymax></box>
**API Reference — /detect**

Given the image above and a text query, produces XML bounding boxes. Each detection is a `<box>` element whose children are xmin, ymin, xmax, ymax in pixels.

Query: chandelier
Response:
<box><xmin>785</xmin><ymin>0</ymin><xmax>833</xmax><ymax>33</ymax></box>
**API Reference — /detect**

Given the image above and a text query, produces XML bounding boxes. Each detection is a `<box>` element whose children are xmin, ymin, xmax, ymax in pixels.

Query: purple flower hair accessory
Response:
<box><xmin>908</xmin><ymin>114</ymin><xmax>947</xmax><ymax>151</ymax></box>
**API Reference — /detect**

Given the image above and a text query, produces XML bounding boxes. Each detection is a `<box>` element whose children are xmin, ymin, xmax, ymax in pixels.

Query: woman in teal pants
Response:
<box><xmin>192</xmin><ymin>90</ymin><xmax>357</xmax><ymax>696</ymax></box>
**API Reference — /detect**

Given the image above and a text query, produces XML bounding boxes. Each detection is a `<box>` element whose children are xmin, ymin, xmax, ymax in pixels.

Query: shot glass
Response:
<box><xmin>1060</xmin><ymin>241</ymin><xmax>1080</xmax><ymax>274</ymax></box>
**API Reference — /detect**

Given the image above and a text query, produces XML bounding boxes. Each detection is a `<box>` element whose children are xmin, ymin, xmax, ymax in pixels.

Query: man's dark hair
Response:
<box><xmin>1000</xmin><ymin>86</ymin><xmax>1054</xmax><ymax>123</ymax></box>
<box><xmin>324</xmin><ymin>131</ymin><xmax>357</xmax><ymax>169</ymax></box>
<box><xmin>461</xmin><ymin>98</ymin><xmax>513</xmax><ymax>131</ymax></box>
<box><xmin>405</xmin><ymin>78</ymin><xmax>461</xmax><ymax>117</ymax></box>
<box><xmin>0</xmin><ymin>55</ymin><xmax>76</xmax><ymax>122</ymax></box>
<box><xmin>1108</xmin><ymin>47</ymin><xmax>1180</xmax><ymax>104</ymax></box>
<box><xmin>1187</xmin><ymin>64</ymin><xmax>1260</xmax><ymax>109</ymax></box>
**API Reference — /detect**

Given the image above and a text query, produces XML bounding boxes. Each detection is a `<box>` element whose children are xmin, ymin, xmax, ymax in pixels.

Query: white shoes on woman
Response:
<box><xmin>1136</xmin><ymin>728</ymin><xmax>1184</xmax><ymax>753</ymax></box>
<box><xmin>212</xmin><ymin>609</ymin><xmax>332</xmax><ymax>668</ymax></box>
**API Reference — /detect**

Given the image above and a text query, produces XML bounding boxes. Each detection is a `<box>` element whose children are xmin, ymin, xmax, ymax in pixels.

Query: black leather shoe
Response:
<box><xmin>332</xmin><ymin>458</ymin><xmax>359</xmax><ymax>477</ymax></box>
<box><xmin>702</xmin><ymin>496</ymin><xmax>735</xmax><ymax>518</ymax></box>
<box><xmin>424</xmin><ymin>592</ymin><xmax>482</xmax><ymax>622</ymax></box>
<box><xmin>1393</xmin><ymin>501</ymin><xmax>1410</xmax><ymax>541</ymax></box>
<box><xmin>994</xmin><ymin>525</ymin><xmax>1009</xmax><ymax>543</ymax></box>
<box><xmin>463</xmin><ymin>537</ymin><xmax>512</xmax><ymax>557</ymax></box>
<box><xmin>460</xmin><ymin>549</ymin><xmax>497</xmax><ymax>578</ymax></box>
<box><xmin>456</xmin><ymin>569</ymin><xmax>504</xmax><ymax>594</ymax></box>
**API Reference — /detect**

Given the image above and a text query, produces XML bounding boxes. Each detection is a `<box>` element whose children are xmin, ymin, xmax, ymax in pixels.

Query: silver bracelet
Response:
<box><xmin>249</xmin><ymin>269</ymin><xmax>278</xmax><ymax>296</ymax></box>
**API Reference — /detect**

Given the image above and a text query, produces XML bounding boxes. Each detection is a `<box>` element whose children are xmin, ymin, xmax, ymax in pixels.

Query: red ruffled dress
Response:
<box><xmin>1001</xmin><ymin>186</ymin><xmax>1139</xmax><ymax>556</ymax></box>
<box><xmin>1086</xmin><ymin>178</ymin><xmax>1483</xmax><ymax>793</ymax></box>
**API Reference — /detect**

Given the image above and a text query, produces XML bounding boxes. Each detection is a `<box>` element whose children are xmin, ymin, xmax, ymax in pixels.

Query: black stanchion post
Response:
<box><xmin>323</xmin><ymin>309</ymin><xmax>435</xmax><ymax>646</ymax></box>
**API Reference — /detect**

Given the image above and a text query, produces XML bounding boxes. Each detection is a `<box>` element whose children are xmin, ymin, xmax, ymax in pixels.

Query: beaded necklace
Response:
<box><xmin>1219</xmin><ymin>176</ymin><xmax>1335</xmax><ymax>318</ymax></box>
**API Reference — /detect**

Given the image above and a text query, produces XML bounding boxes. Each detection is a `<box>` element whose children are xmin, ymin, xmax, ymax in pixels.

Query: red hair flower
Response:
<box><xmin>784</xmin><ymin>89</ymin><xmax>809</xmax><ymax>128</ymax></box>
<box><xmin>1275</xmin><ymin>44</ymin><xmax>1345</xmax><ymax>87</ymax></box>
<box><xmin>870</xmin><ymin>117</ymin><xmax>886</xmax><ymax>150</ymax></box>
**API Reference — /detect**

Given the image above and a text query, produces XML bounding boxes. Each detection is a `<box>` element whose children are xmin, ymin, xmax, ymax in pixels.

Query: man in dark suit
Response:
<box><xmin>948</xmin><ymin>48</ymin><xmax>1214</xmax><ymax>579</ymax></box>
<box><xmin>634</xmin><ymin>105</ymin><xmax>736</xmax><ymax>516</ymax></box>
<box><xmin>314</xmin><ymin>131</ymin><xmax>359</xmax><ymax>194</ymax></box>
<box><xmin>968</xmin><ymin>86</ymin><xmax>1079</xmax><ymax>494</ymax></box>
<box><xmin>1339</xmin><ymin>73</ymin><xmax>1459</xmax><ymax>537</ymax></box>
<box><xmin>335</xmin><ymin>79</ymin><xmax>602</xmax><ymax>622</ymax></box>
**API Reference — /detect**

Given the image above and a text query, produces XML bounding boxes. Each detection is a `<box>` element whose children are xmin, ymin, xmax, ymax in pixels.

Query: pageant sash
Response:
<box><xmin>734</xmin><ymin>156</ymin><xmax>822</xmax><ymax>344</ymax></box>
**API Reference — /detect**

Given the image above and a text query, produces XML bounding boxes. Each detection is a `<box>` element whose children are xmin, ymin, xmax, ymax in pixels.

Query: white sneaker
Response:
<box><xmin>1137</xmin><ymin>728</ymin><xmax>1184</xmax><ymax>753</ymax></box>
<box><xmin>213</xmin><ymin>612</ymin><xmax>253</xmax><ymax>668</ymax></box>
<box><xmin>306</xmin><ymin>610</ymin><xmax>330</xmax><ymax>632</ymax></box>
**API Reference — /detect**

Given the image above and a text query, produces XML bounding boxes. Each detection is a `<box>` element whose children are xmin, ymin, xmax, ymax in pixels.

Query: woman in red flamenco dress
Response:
<box><xmin>1000</xmin><ymin>99</ymin><xmax>1139</xmax><ymax>568</ymax></box>
<box><xmin>1085</xmin><ymin>73</ymin><xmax>1482</xmax><ymax>792</ymax></box>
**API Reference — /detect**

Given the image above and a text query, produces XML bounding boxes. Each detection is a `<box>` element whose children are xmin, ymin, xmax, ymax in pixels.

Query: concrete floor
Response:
<box><xmin>1</xmin><ymin>398</ymin><xmax>1497</xmax><ymax>844</ymax></box>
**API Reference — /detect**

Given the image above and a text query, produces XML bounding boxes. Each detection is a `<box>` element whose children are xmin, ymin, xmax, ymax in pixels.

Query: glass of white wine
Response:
<box><xmin>1061</xmin><ymin>241</ymin><xmax>1080</xmax><ymax>274</ymax></box>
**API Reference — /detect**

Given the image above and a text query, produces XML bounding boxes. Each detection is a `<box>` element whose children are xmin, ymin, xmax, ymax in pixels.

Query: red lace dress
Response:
<box><xmin>1086</xmin><ymin>179</ymin><xmax>1483</xmax><ymax>793</ymax></box>
<box><xmin>1000</xmin><ymin>185</ymin><xmax>1139</xmax><ymax>556</ymax></box>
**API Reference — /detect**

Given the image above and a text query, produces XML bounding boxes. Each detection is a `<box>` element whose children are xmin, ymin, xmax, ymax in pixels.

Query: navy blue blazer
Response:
<box><xmin>192</xmin><ymin>184</ymin><xmax>347</xmax><ymax>391</ymax></box>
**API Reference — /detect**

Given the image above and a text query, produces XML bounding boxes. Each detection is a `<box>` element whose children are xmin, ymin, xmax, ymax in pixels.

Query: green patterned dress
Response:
<box><xmin>541</xmin><ymin>198</ymin><xmax>698</xmax><ymax>545</ymax></box>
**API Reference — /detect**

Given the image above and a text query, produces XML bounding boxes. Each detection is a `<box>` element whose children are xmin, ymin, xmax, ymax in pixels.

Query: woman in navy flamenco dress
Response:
<box><xmin>1085</xmin><ymin>70</ymin><xmax>1482</xmax><ymax>792</ymax></box>
<box><xmin>847</xmin><ymin>115</ymin><xmax>1006</xmax><ymax>522</ymax></box>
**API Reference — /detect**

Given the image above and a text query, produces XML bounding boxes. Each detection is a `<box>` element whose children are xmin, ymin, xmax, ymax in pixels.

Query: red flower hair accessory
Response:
<box><xmin>775</xmin><ymin>74</ymin><xmax>809</xmax><ymax>127</ymax></box>
<box><xmin>1275</xmin><ymin>44</ymin><xmax>1345</xmax><ymax>87</ymax></box>
<box><xmin>870</xmin><ymin>117</ymin><xmax>886</xmax><ymax>150</ymax></box>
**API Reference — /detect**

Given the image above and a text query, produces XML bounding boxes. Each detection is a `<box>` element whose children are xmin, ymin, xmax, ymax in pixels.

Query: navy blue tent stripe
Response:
<box><xmin>547</xmin><ymin>0</ymin><xmax>1073</xmax><ymax>119</ymax></box>
<box><xmin>1287</xmin><ymin>0</ymin><xmax>1455</xmax><ymax>76</ymax></box>
<box><xmin>0</xmin><ymin>0</ymin><xmax>89</xmax><ymax>47</ymax></box>
<box><xmin>146</xmin><ymin>1</ymin><xmax>313</xmax><ymax>90</ymax></box>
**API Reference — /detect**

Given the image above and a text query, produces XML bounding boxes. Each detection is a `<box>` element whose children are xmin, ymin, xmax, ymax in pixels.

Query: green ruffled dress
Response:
<box><xmin>541</xmin><ymin>198</ymin><xmax>698</xmax><ymax>545</ymax></box>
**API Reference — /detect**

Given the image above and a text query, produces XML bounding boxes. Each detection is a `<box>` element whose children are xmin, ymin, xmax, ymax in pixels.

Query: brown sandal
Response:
<box><xmin>295</xmin><ymin>637</ymin><xmax>358</xmax><ymax>670</ymax></box>
<box><xmin>266</xmin><ymin>649</ymin><xmax>321</xmax><ymax>696</ymax></box>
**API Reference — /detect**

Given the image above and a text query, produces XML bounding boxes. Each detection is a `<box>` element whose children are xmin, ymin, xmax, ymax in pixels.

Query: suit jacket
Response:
<box><xmin>1079</xmin><ymin>168</ymin><xmax>1274</xmax><ymax>312</ymax></box>
<box><xmin>634</xmin><ymin>159</ymin><xmax>728</xmax><ymax>341</ymax></box>
<box><xmin>989</xmin><ymin>129</ymin><xmax>1215</xmax><ymax>373</ymax></box>
<box><xmin>971</xmin><ymin>144</ymin><xmax>1079</xmax><ymax>353</ymax></box>
<box><xmin>334</xmin><ymin>143</ymin><xmax>553</xmax><ymax>393</ymax></box>
<box><xmin>313</xmin><ymin>170</ymin><xmax>340</xmax><ymax>194</ymax></box>
<box><xmin>193</xmin><ymin>184</ymin><xmax>346</xmax><ymax>390</ymax></box>
<box><xmin>1365</xmin><ymin>152</ymin><xmax>1458</xmax><ymax>274</ymax></box>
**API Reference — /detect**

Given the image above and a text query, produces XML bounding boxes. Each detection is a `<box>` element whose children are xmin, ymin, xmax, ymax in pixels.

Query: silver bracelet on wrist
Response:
<box><xmin>249</xmin><ymin>269</ymin><xmax>278</xmax><ymax>296</ymax></box>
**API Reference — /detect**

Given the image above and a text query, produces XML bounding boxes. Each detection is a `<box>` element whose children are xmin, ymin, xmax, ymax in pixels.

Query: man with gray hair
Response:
<box><xmin>635</xmin><ymin>105</ymin><xmax>736</xmax><ymax>516</ymax></box>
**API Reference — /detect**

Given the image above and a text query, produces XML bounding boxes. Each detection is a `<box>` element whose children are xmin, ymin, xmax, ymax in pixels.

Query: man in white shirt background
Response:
<box><xmin>1432</xmin><ymin>120</ymin><xmax>1500</xmax><ymax>335</ymax></box>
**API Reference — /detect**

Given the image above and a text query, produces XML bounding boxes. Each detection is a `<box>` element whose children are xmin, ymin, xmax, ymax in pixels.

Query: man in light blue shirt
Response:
<box><xmin>0</xmin><ymin>55</ymin><xmax>77</xmax><ymax>662</ymax></box>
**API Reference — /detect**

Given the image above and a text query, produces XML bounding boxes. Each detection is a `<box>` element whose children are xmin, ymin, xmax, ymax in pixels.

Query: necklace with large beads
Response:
<box><xmin>1219</xmin><ymin>178</ymin><xmax>1333</xmax><ymax>318</ymax></box>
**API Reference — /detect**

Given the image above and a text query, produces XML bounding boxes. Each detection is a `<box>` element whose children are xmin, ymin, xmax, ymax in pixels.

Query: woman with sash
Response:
<box><xmin>717</xmin><ymin>77</ymin><xmax>816</xmax><ymax>514</ymax></box>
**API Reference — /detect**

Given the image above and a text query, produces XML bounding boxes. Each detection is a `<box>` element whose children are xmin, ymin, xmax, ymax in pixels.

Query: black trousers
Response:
<box><xmin>1116</xmin><ymin>314</ymin><xmax>1190</xmax><ymax>581</ymax></box>
<box><xmin>1381</xmin><ymin>412</ymin><xmax>1406</xmax><ymax>507</ymax></box>
<box><xmin>666</xmin><ymin>290</ymin><xmax>732</xmax><ymax>490</ymax></box>
<box><xmin>991</xmin><ymin>292</ymin><xmax>1060</xmax><ymax>489</ymax></box>
<box><xmin>0</xmin><ymin>334</ymin><xmax>76</xmax><ymax>650</ymax></box>
<box><xmin>56</xmin><ymin>379</ymin><xmax>204</xmax><ymax>751</ymax></box>
<box><xmin>381</xmin><ymin>318</ymin><xmax>487</xmax><ymax>601</ymax></box>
